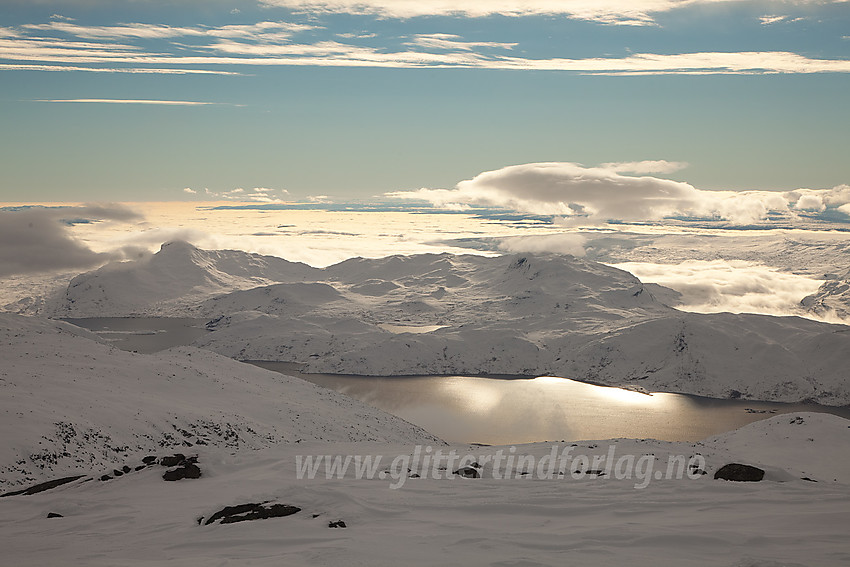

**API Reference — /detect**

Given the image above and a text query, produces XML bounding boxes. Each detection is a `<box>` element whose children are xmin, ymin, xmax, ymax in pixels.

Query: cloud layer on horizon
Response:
<box><xmin>387</xmin><ymin>162</ymin><xmax>850</xmax><ymax>225</ymax></box>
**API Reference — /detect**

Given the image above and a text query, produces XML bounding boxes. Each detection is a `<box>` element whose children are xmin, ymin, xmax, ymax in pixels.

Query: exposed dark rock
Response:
<box><xmin>112</xmin><ymin>469</ymin><xmax>123</xmax><ymax>477</ymax></box>
<box><xmin>47</xmin><ymin>512</ymin><xmax>63</xmax><ymax>518</ymax></box>
<box><xmin>453</xmin><ymin>466</ymin><xmax>480</xmax><ymax>478</ymax></box>
<box><xmin>203</xmin><ymin>503</ymin><xmax>301</xmax><ymax>525</ymax></box>
<box><xmin>122</xmin><ymin>466</ymin><xmax>131</xmax><ymax>474</ymax></box>
<box><xmin>714</xmin><ymin>463</ymin><xmax>765</xmax><ymax>482</ymax></box>
<box><xmin>159</xmin><ymin>454</ymin><xmax>186</xmax><ymax>467</ymax></box>
<box><xmin>329</xmin><ymin>520</ymin><xmax>347</xmax><ymax>528</ymax></box>
<box><xmin>801</xmin><ymin>477</ymin><xmax>818</xmax><ymax>482</ymax></box>
<box><xmin>100</xmin><ymin>475</ymin><xmax>111</xmax><ymax>481</ymax></box>
<box><xmin>142</xmin><ymin>456</ymin><xmax>158</xmax><ymax>464</ymax></box>
<box><xmin>1</xmin><ymin>475</ymin><xmax>87</xmax><ymax>497</ymax></box>
<box><xmin>162</xmin><ymin>463</ymin><xmax>201</xmax><ymax>481</ymax></box>
<box><xmin>135</xmin><ymin>465</ymin><xmax>146</xmax><ymax>472</ymax></box>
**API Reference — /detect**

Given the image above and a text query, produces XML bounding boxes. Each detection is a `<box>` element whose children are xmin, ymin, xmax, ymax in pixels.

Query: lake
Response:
<box><xmin>62</xmin><ymin>317</ymin><xmax>210</xmax><ymax>354</ymax></box>
<box><xmin>65</xmin><ymin>317</ymin><xmax>850</xmax><ymax>445</ymax></box>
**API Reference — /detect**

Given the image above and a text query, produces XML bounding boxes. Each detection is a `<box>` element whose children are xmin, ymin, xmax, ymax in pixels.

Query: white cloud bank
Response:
<box><xmin>598</xmin><ymin>160</ymin><xmax>689</xmax><ymax>175</ymax></box>
<box><xmin>387</xmin><ymin>162</ymin><xmax>850</xmax><ymax>225</ymax></box>
<box><xmin>612</xmin><ymin>259</ymin><xmax>824</xmax><ymax>317</ymax></box>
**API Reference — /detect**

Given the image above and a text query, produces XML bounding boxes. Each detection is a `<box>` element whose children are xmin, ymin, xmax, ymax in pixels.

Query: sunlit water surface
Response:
<box><xmin>66</xmin><ymin>317</ymin><xmax>850</xmax><ymax>445</ymax></box>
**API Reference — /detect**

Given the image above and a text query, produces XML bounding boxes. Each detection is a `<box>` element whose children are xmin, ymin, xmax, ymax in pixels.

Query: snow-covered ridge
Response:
<box><xmin>45</xmin><ymin>240</ymin><xmax>321</xmax><ymax>317</ymax></box>
<box><xmin>802</xmin><ymin>268</ymin><xmax>850</xmax><ymax>321</ymax></box>
<box><xmin>47</xmin><ymin>242</ymin><xmax>850</xmax><ymax>405</ymax></box>
<box><xmin>0</xmin><ymin>313</ymin><xmax>440</xmax><ymax>489</ymax></box>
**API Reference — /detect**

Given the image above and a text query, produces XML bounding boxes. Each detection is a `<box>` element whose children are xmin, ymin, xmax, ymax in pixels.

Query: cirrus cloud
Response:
<box><xmin>258</xmin><ymin>0</ymin><xmax>842</xmax><ymax>26</ymax></box>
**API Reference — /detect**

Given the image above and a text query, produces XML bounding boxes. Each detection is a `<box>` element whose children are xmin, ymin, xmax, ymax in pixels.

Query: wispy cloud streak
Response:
<box><xmin>257</xmin><ymin>0</ymin><xmax>843</xmax><ymax>26</ymax></box>
<box><xmin>1</xmin><ymin>13</ymin><xmax>848</xmax><ymax>75</ymax></box>
<box><xmin>35</xmin><ymin>98</ymin><xmax>221</xmax><ymax>105</ymax></box>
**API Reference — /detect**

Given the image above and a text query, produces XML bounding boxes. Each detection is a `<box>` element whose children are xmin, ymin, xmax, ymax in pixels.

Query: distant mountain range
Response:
<box><xmin>44</xmin><ymin>241</ymin><xmax>850</xmax><ymax>405</ymax></box>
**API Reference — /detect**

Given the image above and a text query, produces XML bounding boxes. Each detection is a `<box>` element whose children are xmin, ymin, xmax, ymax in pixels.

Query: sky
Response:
<box><xmin>1</xmin><ymin>0</ymin><xmax>849</xmax><ymax>205</ymax></box>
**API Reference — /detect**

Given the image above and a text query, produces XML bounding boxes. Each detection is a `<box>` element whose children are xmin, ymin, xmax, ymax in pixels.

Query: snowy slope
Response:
<box><xmin>1</xmin><ymin>413</ymin><xmax>848</xmax><ymax>566</ymax></box>
<box><xmin>802</xmin><ymin>269</ymin><xmax>850</xmax><ymax>321</ymax></box>
<box><xmin>46</xmin><ymin>241</ymin><xmax>321</xmax><ymax>317</ymax></box>
<box><xmin>0</xmin><ymin>314</ymin><xmax>441</xmax><ymax>489</ymax></box>
<box><xmin>704</xmin><ymin>412</ymin><xmax>850</xmax><ymax>483</ymax></box>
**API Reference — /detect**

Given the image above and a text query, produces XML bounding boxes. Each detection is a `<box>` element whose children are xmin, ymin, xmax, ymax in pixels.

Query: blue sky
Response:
<box><xmin>1</xmin><ymin>0</ymin><xmax>848</xmax><ymax>203</ymax></box>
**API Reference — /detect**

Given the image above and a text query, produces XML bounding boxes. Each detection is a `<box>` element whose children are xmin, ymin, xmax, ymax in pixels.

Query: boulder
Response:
<box><xmin>714</xmin><ymin>463</ymin><xmax>765</xmax><ymax>482</ymax></box>
<box><xmin>453</xmin><ymin>466</ymin><xmax>480</xmax><ymax>479</ymax></box>
<box><xmin>159</xmin><ymin>454</ymin><xmax>186</xmax><ymax>467</ymax></box>
<box><xmin>203</xmin><ymin>503</ymin><xmax>301</xmax><ymax>525</ymax></box>
<box><xmin>162</xmin><ymin>463</ymin><xmax>202</xmax><ymax>481</ymax></box>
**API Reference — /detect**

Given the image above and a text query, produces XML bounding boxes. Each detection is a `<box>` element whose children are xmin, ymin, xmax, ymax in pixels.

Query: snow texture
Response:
<box><xmin>45</xmin><ymin>242</ymin><xmax>850</xmax><ymax>405</ymax></box>
<box><xmin>0</xmin><ymin>313</ymin><xmax>440</xmax><ymax>489</ymax></box>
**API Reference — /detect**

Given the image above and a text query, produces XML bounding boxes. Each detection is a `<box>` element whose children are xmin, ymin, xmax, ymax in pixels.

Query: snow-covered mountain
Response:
<box><xmin>44</xmin><ymin>243</ymin><xmax>850</xmax><ymax>404</ymax></box>
<box><xmin>0</xmin><ymin>313</ymin><xmax>440</xmax><ymax>489</ymax></box>
<box><xmin>802</xmin><ymin>269</ymin><xmax>850</xmax><ymax>321</ymax></box>
<box><xmin>46</xmin><ymin>241</ymin><xmax>321</xmax><ymax>317</ymax></box>
<box><xmin>195</xmin><ymin>252</ymin><xmax>850</xmax><ymax>405</ymax></box>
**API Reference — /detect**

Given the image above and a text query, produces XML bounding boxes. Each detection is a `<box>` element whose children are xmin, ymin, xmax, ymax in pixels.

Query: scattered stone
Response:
<box><xmin>312</xmin><ymin>514</ymin><xmax>321</xmax><ymax>518</ymax></box>
<box><xmin>122</xmin><ymin>466</ymin><xmax>131</xmax><ymax>474</ymax></box>
<box><xmin>100</xmin><ymin>475</ymin><xmax>111</xmax><ymax>482</ymax></box>
<box><xmin>453</xmin><ymin>466</ymin><xmax>480</xmax><ymax>479</ymax></box>
<box><xmin>46</xmin><ymin>512</ymin><xmax>63</xmax><ymax>519</ymax></box>
<box><xmin>789</xmin><ymin>416</ymin><xmax>805</xmax><ymax>425</ymax></box>
<box><xmin>163</xmin><ymin>463</ymin><xmax>202</xmax><ymax>481</ymax></box>
<box><xmin>113</xmin><ymin>469</ymin><xmax>124</xmax><ymax>477</ymax></box>
<box><xmin>329</xmin><ymin>520</ymin><xmax>347</xmax><ymax>528</ymax></box>
<box><xmin>203</xmin><ymin>503</ymin><xmax>301</xmax><ymax>525</ymax></box>
<box><xmin>409</xmin><ymin>473</ymin><xmax>421</xmax><ymax>478</ymax></box>
<box><xmin>714</xmin><ymin>463</ymin><xmax>765</xmax><ymax>482</ymax></box>
<box><xmin>801</xmin><ymin>477</ymin><xmax>818</xmax><ymax>482</ymax></box>
<box><xmin>135</xmin><ymin>465</ymin><xmax>146</xmax><ymax>472</ymax></box>
<box><xmin>1</xmin><ymin>475</ymin><xmax>87</xmax><ymax>497</ymax></box>
<box><xmin>142</xmin><ymin>456</ymin><xmax>158</xmax><ymax>464</ymax></box>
